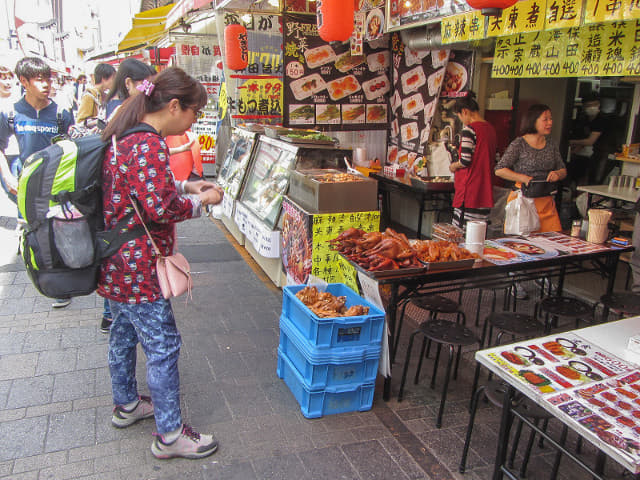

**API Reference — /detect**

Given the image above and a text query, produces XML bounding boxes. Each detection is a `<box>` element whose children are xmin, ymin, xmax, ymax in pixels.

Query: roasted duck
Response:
<box><xmin>295</xmin><ymin>286</ymin><xmax>369</xmax><ymax>317</ymax></box>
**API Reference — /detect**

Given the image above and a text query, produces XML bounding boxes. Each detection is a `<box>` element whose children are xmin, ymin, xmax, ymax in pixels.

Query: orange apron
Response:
<box><xmin>506</xmin><ymin>190</ymin><xmax>561</xmax><ymax>233</ymax></box>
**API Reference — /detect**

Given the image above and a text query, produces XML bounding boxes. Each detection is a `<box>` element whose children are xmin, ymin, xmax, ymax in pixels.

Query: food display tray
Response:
<box><xmin>278</xmin><ymin>135</ymin><xmax>337</xmax><ymax>145</ymax></box>
<box><xmin>340</xmin><ymin>254</ymin><xmax>426</xmax><ymax>278</ymax></box>
<box><xmin>410</xmin><ymin>176</ymin><xmax>454</xmax><ymax>192</ymax></box>
<box><xmin>418</xmin><ymin>258</ymin><xmax>475</xmax><ymax>271</ymax></box>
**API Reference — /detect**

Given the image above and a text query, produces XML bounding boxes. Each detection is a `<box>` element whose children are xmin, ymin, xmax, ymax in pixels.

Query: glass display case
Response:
<box><xmin>239</xmin><ymin>135</ymin><xmax>352</xmax><ymax>230</ymax></box>
<box><xmin>216</xmin><ymin>126</ymin><xmax>261</xmax><ymax>200</ymax></box>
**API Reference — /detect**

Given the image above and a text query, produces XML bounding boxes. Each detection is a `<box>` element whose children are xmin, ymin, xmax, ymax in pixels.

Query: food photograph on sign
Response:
<box><xmin>283</xmin><ymin>13</ymin><xmax>391</xmax><ymax>130</ymax></box>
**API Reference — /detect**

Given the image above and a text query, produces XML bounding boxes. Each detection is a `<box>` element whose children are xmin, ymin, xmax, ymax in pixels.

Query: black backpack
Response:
<box><xmin>17</xmin><ymin>125</ymin><xmax>155</xmax><ymax>298</ymax></box>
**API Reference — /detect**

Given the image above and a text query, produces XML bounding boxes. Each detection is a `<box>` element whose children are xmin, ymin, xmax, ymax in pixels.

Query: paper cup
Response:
<box><xmin>587</xmin><ymin>223</ymin><xmax>609</xmax><ymax>244</ymax></box>
<box><xmin>465</xmin><ymin>221</ymin><xmax>487</xmax><ymax>245</ymax></box>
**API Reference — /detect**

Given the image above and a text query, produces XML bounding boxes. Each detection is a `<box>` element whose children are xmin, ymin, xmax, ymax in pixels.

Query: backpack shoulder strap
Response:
<box><xmin>8</xmin><ymin>110</ymin><xmax>14</xmax><ymax>130</ymax></box>
<box><xmin>97</xmin><ymin>212</ymin><xmax>146</xmax><ymax>259</ymax></box>
<box><xmin>56</xmin><ymin>112</ymin><xmax>65</xmax><ymax>134</ymax></box>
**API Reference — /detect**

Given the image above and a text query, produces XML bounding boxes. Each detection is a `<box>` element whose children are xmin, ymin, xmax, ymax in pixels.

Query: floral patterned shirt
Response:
<box><xmin>98</xmin><ymin>127</ymin><xmax>201</xmax><ymax>304</ymax></box>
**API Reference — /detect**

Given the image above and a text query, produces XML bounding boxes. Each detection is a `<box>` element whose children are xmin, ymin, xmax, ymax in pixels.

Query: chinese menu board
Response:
<box><xmin>283</xmin><ymin>14</ymin><xmax>391</xmax><ymax>131</ymax></box>
<box><xmin>312</xmin><ymin>211</ymin><xmax>380</xmax><ymax>284</ymax></box>
<box><xmin>388</xmin><ymin>33</ymin><xmax>449</xmax><ymax>165</ymax></box>
<box><xmin>486</xmin><ymin>333</ymin><xmax>634</xmax><ymax>395</ymax></box>
<box><xmin>492</xmin><ymin>21</ymin><xmax>640</xmax><ymax>78</ymax></box>
<box><xmin>387</xmin><ymin>0</ymin><xmax>471</xmax><ymax>31</ymax></box>
<box><xmin>439</xmin><ymin>50</ymin><xmax>475</xmax><ymax>98</ymax></box>
<box><xmin>175</xmin><ymin>37</ymin><xmax>222</xmax><ymax>166</ymax></box>
<box><xmin>546</xmin><ymin>371</ymin><xmax>640</xmax><ymax>462</ymax></box>
<box><xmin>221</xmin><ymin>13</ymin><xmax>283</xmax><ymax>124</ymax></box>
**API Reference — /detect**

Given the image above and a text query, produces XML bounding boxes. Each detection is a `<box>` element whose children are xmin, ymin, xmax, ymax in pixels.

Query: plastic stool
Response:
<box><xmin>398</xmin><ymin>318</ymin><xmax>478</xmax><ymax>428</ymax></box>
<box><xmin>470</xmin><ymin>312</ymin><xmax>544</xmax><ymax>402</ymax></box>
<box><xmin>536</xmin><ymin>296</ymin><xmax>594</xmax><ymax>334</ymax></box>
<box><xmin>598</xmin><ymin>291</ymin><xmax>640</xmax><ymax>322</ymax></box>
<box><xmin>460</xmin><ymin>380</ymin><xmax>554</xmax><ymax>475</ymax></box>
<box><xmin>474</xmin><ymin>284</ymin><xmax>515</xmax><ymax>327</ymax></box>
<box><xmin>392</xmin><ymin>294</ymin><xmax>466</xmax><ymax>364</ymax></box>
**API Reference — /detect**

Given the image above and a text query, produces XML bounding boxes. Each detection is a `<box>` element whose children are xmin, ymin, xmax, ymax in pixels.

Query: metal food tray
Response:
<box><xmin>340</xmin><ymin>254</ymin><xmax>426</xmax><ymax>278</ymax></box>
<box><xmin>418</xmin><ymin>258</ymin><xmax>475</xmax><ymax>271</ymax></box>
<box><xmin>410</xmin><ymin>176</ymin><xmax>454</xmax><ymax>192</ymax></box>
<box><xmin>278</xmin><ymin>135</ymin><xmax>337</xmax><ymax>146</ymax></box>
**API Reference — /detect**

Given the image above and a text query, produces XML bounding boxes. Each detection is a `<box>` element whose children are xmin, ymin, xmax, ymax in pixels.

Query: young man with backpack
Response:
<box><xmin>0</xmin><ymin>56</ymin><xmax>74</xmax><ymax>308</ymax></box>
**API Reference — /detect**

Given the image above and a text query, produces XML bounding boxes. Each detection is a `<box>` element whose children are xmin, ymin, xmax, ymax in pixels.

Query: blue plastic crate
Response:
<box><xmin>277</xmin><ymin>350</ymin><xmax>375</xmax><ymax>419</ymax></box>
<box><xmin>282</xmin><ymin>284</ymin><xmax>385</xmax><ymax>349</ymax></box>
<box><xmin>279</xmin><ymin>314</ymin><xmax>381</xmax><ymax>389</ymax></box>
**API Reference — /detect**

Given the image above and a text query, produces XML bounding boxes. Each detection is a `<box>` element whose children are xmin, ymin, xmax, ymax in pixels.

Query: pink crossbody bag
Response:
<box><xmin>112</xmin><ymin>135</ymin><xmax>192</xmax><ymax>300</ymax></box>
<box><xmin>129</xmin><ymin>197</ymin><xmax>192</xmax><ymax>300</ymax></box>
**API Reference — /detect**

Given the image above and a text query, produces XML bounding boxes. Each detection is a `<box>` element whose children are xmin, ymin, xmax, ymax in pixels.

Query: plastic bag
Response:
<box><xmin>427</xmin><ymin>141</ymin><xmax>453</xmax><ymax>177</ymax></box>
<box><xmin>504</xmin><ymin>191</ymin><xmax>540</xmax><ymax>235</ymax></box>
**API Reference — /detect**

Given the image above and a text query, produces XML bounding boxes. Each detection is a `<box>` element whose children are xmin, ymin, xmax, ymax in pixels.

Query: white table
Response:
<box><xmin>476</xmin><ymin>317</ymin><xmax>640</xmax><ymax>479</ymax></box>
<box><xmin>577</xmin><ymin>184</ymin><xmax>639</xmax><ymax>204</ymax></box>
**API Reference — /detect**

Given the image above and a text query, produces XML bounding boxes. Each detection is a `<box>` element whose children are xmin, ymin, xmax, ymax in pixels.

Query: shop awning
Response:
<box><xmin>117</xmin><ymin>4</ymin><xmax>176</xmax><ymax>53</ymax></box>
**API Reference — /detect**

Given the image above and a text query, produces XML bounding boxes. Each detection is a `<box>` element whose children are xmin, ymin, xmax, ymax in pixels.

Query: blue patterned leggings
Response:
<box><xmin>108</xmin><ymin>298</ymin><xmax>182</xmax><ymax>434</ymax></box>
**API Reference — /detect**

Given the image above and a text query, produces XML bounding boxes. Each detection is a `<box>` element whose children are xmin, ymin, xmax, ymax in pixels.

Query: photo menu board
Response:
<box><xmin>388</xmin><ymin>33</ymin><xmax>449</xmax><ymax>166</ymax></box>
<box><xmin>283</xmin><ymin>14</ymin><xmax>391</xmax><ymax>131</ymax></box>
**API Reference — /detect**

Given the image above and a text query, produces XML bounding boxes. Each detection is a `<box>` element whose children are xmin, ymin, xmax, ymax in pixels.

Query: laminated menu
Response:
<box><xmin>545</xmin><ymin>371</ymin><xmax>640</xmax><ymax>462</ymax></box>
<box><xmin>486</xmin><ymin>333</ymin><xmax>634</xmax><ymax>395</ymax></box>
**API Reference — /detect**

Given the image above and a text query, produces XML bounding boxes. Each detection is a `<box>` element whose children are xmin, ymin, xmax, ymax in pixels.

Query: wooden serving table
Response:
<box><xmin>477</xmin><ymin>317</ymin><xmax>640</xmax><ymax>479</ymax></box>
<box><xmin>370</xmin><ymin>172</ymin><xmax>454</xmax><ymax>239</ymax></box>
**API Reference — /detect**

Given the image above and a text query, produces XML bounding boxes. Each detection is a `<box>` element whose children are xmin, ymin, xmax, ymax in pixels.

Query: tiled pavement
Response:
<box><xmin>0</xmin><ymin>188</ymin><xmax>634</xmax><ymax>480</ymax></box>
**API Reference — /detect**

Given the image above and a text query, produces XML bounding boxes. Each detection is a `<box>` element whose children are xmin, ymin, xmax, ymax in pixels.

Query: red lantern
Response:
<box><xmin>224</xmin><ymin>23</ymin><xmax>249</xmax><ymax>71</ymax></box>
<box><xmin>317</xmin><ymin>0</ymin><xmax>354</xmax><ymax>43</ymax></box>
<box><xmin>466</xmin><ymin>0</ymin><xmax>518</xmax><ymax>15</ymax></box>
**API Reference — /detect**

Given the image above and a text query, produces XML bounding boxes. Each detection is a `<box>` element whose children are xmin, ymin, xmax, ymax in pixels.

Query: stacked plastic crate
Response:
<box><xmin>277</xmin><ymin>283</ymin><xmax>386</xmax><ymax>418</ymax></box>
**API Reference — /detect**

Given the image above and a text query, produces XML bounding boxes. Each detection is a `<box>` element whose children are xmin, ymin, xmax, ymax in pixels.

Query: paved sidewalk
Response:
<box><xmin>0</xmin><ymin>185</ymin><xmax>629</xmax><ymax>480</ymax></box>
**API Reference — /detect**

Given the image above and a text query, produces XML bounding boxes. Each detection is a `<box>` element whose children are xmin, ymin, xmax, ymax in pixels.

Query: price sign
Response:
<box><xmin>584</xmin><ymin>0</ymin><xmax>640</xmax><ymax>24</ymax></box>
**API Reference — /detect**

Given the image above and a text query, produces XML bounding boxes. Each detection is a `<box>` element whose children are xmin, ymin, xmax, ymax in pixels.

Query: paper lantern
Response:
<box><xmin>466</xmin><ymin>0</ymin><xmax>517</xmax><ymax>15</ymax></box>
<box><xmin>317</xmin><ymin>0</ymin><xmax>354</xmax><ymax>43</ymax></box>
<box><xmin>224</xmin><ymin>23</ymin><xmax>249</xmax><ymax>71</ymax></box>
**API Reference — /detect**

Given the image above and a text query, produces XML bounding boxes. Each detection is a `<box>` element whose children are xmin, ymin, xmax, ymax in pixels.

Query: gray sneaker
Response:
<box><xmin>151</xmin><ymin>424</ymin><xmax>218</xmax><ymax>459</ymax></box>
<box><xmin>112</xmin><ymin>396</ymin><xmax>154</xmax><ymax>428</ymax></box>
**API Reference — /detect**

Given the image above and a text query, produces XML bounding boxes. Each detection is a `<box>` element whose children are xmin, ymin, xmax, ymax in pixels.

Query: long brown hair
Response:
<box><xmin>102</xmin><ymin>67</ymin><xmax>207</xmax><ymax>140</ymax></box>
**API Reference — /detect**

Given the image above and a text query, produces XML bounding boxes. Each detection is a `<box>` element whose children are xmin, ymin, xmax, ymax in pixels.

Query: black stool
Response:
<box><xmin>460</xmin><ymin>380</ymin><xmax>554</xmax><ymax>475</ymax></box>
<box><xmin>536</xmin><ymin>296</ymin><xmax>594</xmax><ymax>334</ymax></box>
<box><xmin>398</xmin><ymin>318</ymin><xmax>478</xmax><ymax>428</ymax></box>
<box><xmin>598</xmin><ymin>291</ymin><xmax>640</xmax><ymax>322</ymax></box>
<box><xmin>471</xmin><ymin>312</ymin><xmax>544</xmax><ymax>406</ymax></box>
<box><xmin>392</xmin><ymin>294</ymin><xmax>466</xmax><ymax>364</ymax></box>
<box><xmin>474</xmin><ymin>284</ymin><xmax>516</xmax><ymax>327</ymax></box>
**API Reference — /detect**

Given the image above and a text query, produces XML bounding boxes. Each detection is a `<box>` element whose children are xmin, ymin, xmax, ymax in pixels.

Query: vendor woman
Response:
<box><xmin>495</xmin><ymin>104</ymin><xmax>567</xmax><ymax>232</ymax></box>
<box><xmin>449</xmin><ymin>92</ymin><xmax>497</xmax><ymax>228</ymax></box>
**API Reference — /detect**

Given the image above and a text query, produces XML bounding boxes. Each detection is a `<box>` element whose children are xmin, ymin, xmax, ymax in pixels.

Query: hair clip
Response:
<box><xmin>136</xmin><ymin>79</ymin><xmax>155</xmax><ymax>96</ymax></box>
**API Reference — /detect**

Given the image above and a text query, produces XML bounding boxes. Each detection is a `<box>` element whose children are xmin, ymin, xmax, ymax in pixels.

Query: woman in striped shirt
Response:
<box><xmin>449</xmin><ymin>92</ymin><xmax>497</xmax><ymax>228</ymax></box>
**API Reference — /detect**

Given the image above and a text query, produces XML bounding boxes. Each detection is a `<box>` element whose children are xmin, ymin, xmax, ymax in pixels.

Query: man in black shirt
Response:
<box><xmin>569</xmin><ymin>94</ymin><xmax>617</xmax><ymax>185</ymax></box>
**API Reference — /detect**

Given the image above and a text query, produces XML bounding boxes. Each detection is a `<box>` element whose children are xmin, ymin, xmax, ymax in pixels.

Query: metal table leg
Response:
<box><xmin>493</xmin><ymin>384</ymin><xmax>515</xmax><ymax>480</ymax></box>
<box><xmin>383</xmin><ymin>284</ymin><xmax>399</xmax><ymax>401</ymax></box>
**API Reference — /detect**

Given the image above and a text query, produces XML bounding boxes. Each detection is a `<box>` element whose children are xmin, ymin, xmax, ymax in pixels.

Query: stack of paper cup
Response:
<box><xmin>465</xmin><ymin>221</ymin><xmax>486</xmax><ymax>256</ymax></box>
<box><xmin>586</xmin><ymin>209</ymin><xmax>612</xmax><ymax>244</ymax></box>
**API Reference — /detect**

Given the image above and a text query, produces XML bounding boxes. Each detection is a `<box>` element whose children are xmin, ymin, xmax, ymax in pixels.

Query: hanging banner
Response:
<box><xmin>282</xmin><ymin>14</ymin><xmax>391</xmax><ymax>130</ymax></box>
<box><xmin>584</xmin><ymin>0</ymin><xmax>640</xmax><ymax>24</ymax></box>
<box><xmin>492</xmin><ymin>20</ymin><xmax>640</xmax><ymax>77</ymax></box>
<box><xmin>388</xmin><ymin>32</ymin><xmax>449</xmax><ymax>170</ymax></box>
<box><xmin>441</xmin><ymin>10</ymin><xmax>487</xmax><ymax>44</ymax></box>
<box><xmin>175</xmin><ymin>37</ymin><xmax>222</xmax><ymax>166</ymax></box>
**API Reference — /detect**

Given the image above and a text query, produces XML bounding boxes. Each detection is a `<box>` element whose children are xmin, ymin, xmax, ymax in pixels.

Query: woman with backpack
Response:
<box><xmin>99</xmin><ymin>67</ymin><xmax>223</xmax><ymax>459</ymax></box>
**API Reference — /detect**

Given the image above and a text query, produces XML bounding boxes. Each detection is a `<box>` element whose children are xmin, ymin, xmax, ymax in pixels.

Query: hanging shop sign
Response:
<box><xmin>439</xmin><ymin>49</ymin><xmax>475</xmax><ymax>98</ymax></box>
<box><xmin>545</xmin><ymin>0</ymin><xmax>584</xmax><ymax>29</ymax></box>
<box><xmin>440</xmin><ymin>10</ymin><xmax>487</xmax><ymax>43</ymax></box>
<box><xmin>222</xmin><ymin>12</ymin><xmax>284</xmax><ymax>124</ymax></box>
<box><xmin>388</xmin><ymin>32</ymin><xmax>449</xmax><ymax>169</ymax></box>
<box><xmin>175</xmin><ymin>38</ymin><xmax>222</xmax><ymax>166</ymax></box>
<box><xmin>584</xmin><ymin>0</ymin><xmax>640</xmax><ymax>24</ymax></box>
<box><xmin>492</xmin><ymin>21</ymin><xmax>640</xmax><ymax>78</ymax></box>
<box><xmin>282</xmin><ymin>14</ymin><xmax>391</xmax><ymax>131</ymax></box>
<box><xmin>486</xmin><ymin>0</ymin><xmax>548</xmax><ymax>37</ymax></box>
<box><xmin>387</xmin><ymin>0</ymin><xmax>472</xmax><ymax>31</ymax></box>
